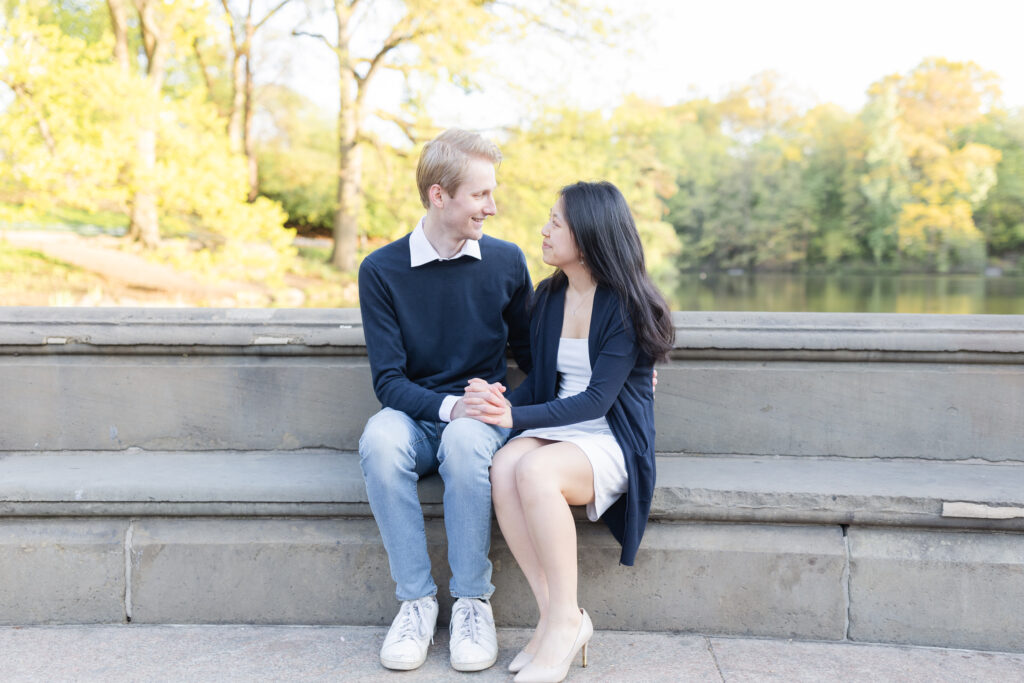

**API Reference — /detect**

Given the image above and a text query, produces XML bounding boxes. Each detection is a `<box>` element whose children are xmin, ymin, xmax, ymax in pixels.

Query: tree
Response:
<box><xmin>869</xmin><ymin>59</ymin><xmax>1003</xmax><ymax>271</ymax></box>
<box><xmin>293</xmin><ymin>0</ymin><xmax>611</xmax><ymax>271</ymax></box>
<box><xmin>195</xmin><ymin>0</ymin><xmax>295</xmax><ymax>201</ymax></box>
<box><xmin>859</xmin><ymin>79</ymin><xmax>910</xmax><ymax>265</ymax></box>
<box><xmin>662</xmin><ymin>99</ymin><xmax>736</xmax><ymax>270</ymax></box>
<box><xmin>665</xmin><ymin>74</ymin><xmax>817</xmax><ymax>271</ymax></box>
<box><xmin>0</xmin><ymin>12</ymin><xmax>132</xmax><ymax>216</ymax></box>
<box><xmin>493</xmin><ymin>101</ymin><xmax>680</xmax><ymax>286</ymax></box>
<box><xmin>1</xmin><ymin>4</ymin><xmax>296</xmax><ymax>285</ymax></box>
<box><xmin>105</xmin><ymin>0</ymin><xmax>208</xmax><ymax>245</ymax></box>
<box><xmin>799</xmin><ymin>105</ymin><xmax>868</xmax><ymax>266</ymax></box>
<box><xmin>966</xmin><ymin>110</ymin><xmax>1024</xmax><ymax>258</ymax></box>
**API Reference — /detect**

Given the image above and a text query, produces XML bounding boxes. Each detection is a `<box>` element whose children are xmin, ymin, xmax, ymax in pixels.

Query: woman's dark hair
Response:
<box><xmin>547</xmin><ymin>181</ymin><xmax>675</xmax><ymax>362</ymax></box>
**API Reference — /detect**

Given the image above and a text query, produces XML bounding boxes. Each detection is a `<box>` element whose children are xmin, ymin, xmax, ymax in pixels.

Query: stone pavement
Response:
<box><xmin>2</xmin><ymin>625</ymin><xmax>1022</xmax><ymax>682</ymax></box>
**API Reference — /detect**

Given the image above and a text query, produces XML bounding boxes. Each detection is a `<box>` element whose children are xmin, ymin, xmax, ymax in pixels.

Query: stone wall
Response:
<box><xmin>0</xmin><ymin>308</ymin><xmax>1022</xmax><ymax>652</ymax></box>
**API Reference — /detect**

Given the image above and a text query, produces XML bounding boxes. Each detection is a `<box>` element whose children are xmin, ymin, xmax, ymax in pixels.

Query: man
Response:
<box><xmin>357</xmin><ymin>129</ymin><xmax>533</xmax><ymax>672</ymax></box>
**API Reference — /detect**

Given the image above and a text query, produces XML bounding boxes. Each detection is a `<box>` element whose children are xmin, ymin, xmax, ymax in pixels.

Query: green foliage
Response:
<box><xmin>0</xmin><ymin>14</ymin><xmax>131</xmax><ymax>212</ymax></box>
<box><xmin>4</xmin><ymin>2</ymin><xmax>1024</xmax><ymax>291</ymax></box>
<box><xmin>255</xmin><ymin>84</ymin><xmax>423</xmax><ymax>248</ymax></box>
<box><xmin>877</xmin><ymin>59</ymin><xmax>1002</xmax><ymax>271</ymax></box>
<box><xmin>255</xmin><ymin>86</ymin><xmax>338</xmax><ymax>234</ymax></box>
<box><xmin>0</xmin><ymin>7</ymin><xmax>296</xmax><ymax>285</ymax></box>
<box><xmin>969</xmin><ymin>111</ymin><xmax>1024</xmax><ymax>256</ymax></box>
<box><xmin>493</xmin><ymin>102</ymin><xmax>680</xmax><ymax>288</ymax></box>
<box><xmin>658</xmin><ymin>63</ymin><xmax>1017</xmax><ymax>273</ymax></box>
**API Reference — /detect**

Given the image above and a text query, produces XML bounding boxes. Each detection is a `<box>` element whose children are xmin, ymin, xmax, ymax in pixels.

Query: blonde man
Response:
<box><xmin>358</xmin><ymin>129</ymin><xmax>533</xmax><ymax>672</ymax></box>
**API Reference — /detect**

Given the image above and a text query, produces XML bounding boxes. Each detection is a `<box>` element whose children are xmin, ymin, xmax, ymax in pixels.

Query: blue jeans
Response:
<box><xmin>358</xmin><ymin>407</ymin><xmax>510</xmax><ymax>602</ymax></box>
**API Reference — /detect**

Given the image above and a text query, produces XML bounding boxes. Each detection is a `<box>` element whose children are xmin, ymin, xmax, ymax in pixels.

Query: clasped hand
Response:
<box><xmin>462</xmin><ymin>378</ymin><xmax>513</xmax><ymax>428</ymax></box>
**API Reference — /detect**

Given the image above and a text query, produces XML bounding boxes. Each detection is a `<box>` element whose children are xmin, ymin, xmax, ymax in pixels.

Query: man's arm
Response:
<box><xmin>452</xmin><ymin>253</ymin><xmax>534</xmax><ymax>421</ymax></box>
<box><xmin>358</xmin><ymin>259</ymin><xmax>450</xmax><ymax>422</ymax></box>
<box><xmin>504</xmin><ymin>250</ymin><xmax>533</xmax><ymax>375</ymax></box>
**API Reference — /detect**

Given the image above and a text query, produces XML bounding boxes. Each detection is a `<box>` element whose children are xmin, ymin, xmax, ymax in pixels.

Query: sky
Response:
<box><xmin>286</xmin><ymin>0</ymin><xmax>1024</xmax><ymax>132</ymax></box>
<box><xmin>613</xmin><ymin>0</ymin><xmax>1024</xmax><ymax>111</ymax></box>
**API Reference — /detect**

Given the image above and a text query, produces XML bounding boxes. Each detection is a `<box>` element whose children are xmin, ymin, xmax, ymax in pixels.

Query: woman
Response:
<box><xmin>463</xmin><ymin>181</ymin><xmax>674</xmax><ymax>683</ymax></box>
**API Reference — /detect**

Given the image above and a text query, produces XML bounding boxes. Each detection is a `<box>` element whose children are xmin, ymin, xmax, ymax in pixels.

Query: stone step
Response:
<box><xmin>2</xmin><ymin>450</ymin><xmax>1023</xmax><ymax>530</ymax></box>
<box><xmin>4</xmin><ymin>515</ymin><xmax>1022</xmax><ymax>652</ymax></box>
<box><xmin>0</xmin><ymin>450</ymin><xmax>1022</xmax><ymax>651</ymax></box>
<box><xmin>4</xmin><ymin>624</ymin><xmax>1024</xmax><ymax>682</ymax></box>
<box><xmin>3</xmin><ymin>309</ymin><xmax>1023</xmax><ymax>462</ymax></box>
<box><xmin>2</xmin><ymin>308</ymin><xmax>1022</xmax><ymax>653</ymax></box>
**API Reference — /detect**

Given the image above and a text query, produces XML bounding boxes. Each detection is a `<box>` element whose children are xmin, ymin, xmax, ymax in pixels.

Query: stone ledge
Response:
<box><xmin>125</xmin><ymin>518</ymin><xmax>849</xmax><ymax>638</ymax></box>
<box><xmin>849</xmin><ymin>527</ymin><xmax>1024</xmax><ymax>652</ymax></box>
<box><xmin>2</xmin><ymin>450</ymin><xmax>1023</xmax><ymax>530</ymax></box>
<box><xmin>0</xmin><ymin>519</ymin><xmax>126</xmax><ymax>624</ymax></box>
<box><xmin>2</xmin><ymin>308</ymin><xmax>1022</xmax><ymax>360</ymax></box>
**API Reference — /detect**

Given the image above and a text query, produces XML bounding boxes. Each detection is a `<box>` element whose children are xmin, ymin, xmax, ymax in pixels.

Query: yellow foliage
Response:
<box><xmin>491</xmin><ymin>104</ymin><xmax>681</xmax><ymax>287</ymax></box>
<box><xmin>898</xmin><ymin>200</ymin><xmax>980</xmax><ymax>254</ymax></box>
<box><xmin>0</xmin><ymin>9</ymin><xmax>295</xmax><ymax>286</ymax></box>
<box><xmin>864</xmin><ymin>59</ymin><xmax>1004</xmax><ymax>267</ymax></box>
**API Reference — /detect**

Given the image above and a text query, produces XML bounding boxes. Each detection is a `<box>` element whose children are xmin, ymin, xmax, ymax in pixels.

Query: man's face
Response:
<box><xmin>438</xmin><ymin>158</ymin><xmax>497</xmax><ymax>242</ymax></box>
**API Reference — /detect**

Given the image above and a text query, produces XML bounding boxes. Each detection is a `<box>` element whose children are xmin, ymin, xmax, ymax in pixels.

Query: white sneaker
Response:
<box><xmin>449</xmin><ymin>598</ymin><xmax>498</xmax><ymax>672</ymax></box>
<box><xmin>379</xmin><ymin>596</ymin><xmax>438</xmax><ymax>670</ymax></box>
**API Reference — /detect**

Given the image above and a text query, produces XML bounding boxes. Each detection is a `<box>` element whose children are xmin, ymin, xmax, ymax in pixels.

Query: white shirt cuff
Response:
<box><xmin>439</xmin><ymin>395</ymin><xmax>459</xmax><ymax>422</ymax></box>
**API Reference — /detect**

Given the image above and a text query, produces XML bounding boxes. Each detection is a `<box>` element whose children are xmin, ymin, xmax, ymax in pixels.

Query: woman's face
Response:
<box><xmin>541</xmin><ymin>196</ymin><xmax>581</xmax><ymax>269</ymax></box>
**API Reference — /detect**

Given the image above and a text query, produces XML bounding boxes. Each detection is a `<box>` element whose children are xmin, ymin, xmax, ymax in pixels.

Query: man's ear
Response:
<box><xmin>429</xmin><ymin>184</ymin><xmax>446</xmax><ymax>209</ymax></box>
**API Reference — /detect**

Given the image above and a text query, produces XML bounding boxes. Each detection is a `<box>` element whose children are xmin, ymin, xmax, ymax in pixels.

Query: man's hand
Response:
<box><xmin>462</xmin><ymin>378</ymin><xmax>513</xmax><ymax>428</ymax></box>
<box><xmin>449</xmin><ymin>397</ymin><xmax>470</xmax><ymax>421</ymax></box>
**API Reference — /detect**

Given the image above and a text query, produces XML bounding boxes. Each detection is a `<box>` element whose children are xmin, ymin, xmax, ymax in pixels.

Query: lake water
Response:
<box><xmin>671</xmin><ymin>272</ymin><xmax>1024</xmax><ymax>314</ymax></box>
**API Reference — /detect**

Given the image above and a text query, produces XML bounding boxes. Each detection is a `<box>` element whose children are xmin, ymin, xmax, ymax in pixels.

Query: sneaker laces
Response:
<box><xmin>394</xmin><ymin>600</ymin><xmax>433</xmax><ymax>643</ymax></box>
<box><xmin>452</xmin><ymin>600</ymin><xmax>483</xmax><ymax>644</ymax></box>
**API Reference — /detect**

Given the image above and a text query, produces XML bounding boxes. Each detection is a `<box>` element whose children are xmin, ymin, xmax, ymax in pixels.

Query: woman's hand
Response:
<box><xmin>463</xmin><ymin>378</ymin><xmax>513</xmax><ymax>428</ymax></box>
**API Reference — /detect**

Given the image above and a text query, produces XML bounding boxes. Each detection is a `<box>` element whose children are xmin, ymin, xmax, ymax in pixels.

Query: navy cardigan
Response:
<box><xmin>506</xmin><ymin>279</ymin><xmax>657</xmax><ymax>566</ymax></box>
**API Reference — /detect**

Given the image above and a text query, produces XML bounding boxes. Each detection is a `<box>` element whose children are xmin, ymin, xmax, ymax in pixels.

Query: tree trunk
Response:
<box><xmin>333</xmin><ymin>103</ymin><xmax>362</xmax><ymax>270</ymax></box>
<box><xmin>330</xmin><ymin>4</ymin><xmax>361</xmax><ymax>271</ymax></box>
<box><xmin>108</xmin><ymin>0</ymin><xmax>149</xmax><ymax>238</ymax></box>
<box><xmin>127</xmin><ymin>0</ymin><xmax>166</xmax><ymax>248</ymax></box>
<box><xmin>243</xmin><ymin>17</ymin><xmax>258</xmax><ymax>201</ymax></box>
<box><xmin>228</xmin><ymin>53</ymin><xmax>246</xmax><ymax>152</ymax></box>
<box><xmin>129</xmin><ymin>126</ymin><xmax>160</xmax><ymax>247</ymax></box>
<box><xmin>106</xmin><ymin>0</ymin><xmax>129</xmax><ymax>71</ymax></box>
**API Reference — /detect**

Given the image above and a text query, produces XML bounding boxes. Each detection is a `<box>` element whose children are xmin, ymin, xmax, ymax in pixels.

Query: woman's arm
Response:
<box><xmin>509</xmin><ymin>317</ymin><xmax>638</xmax><ymax>430</ymax></box>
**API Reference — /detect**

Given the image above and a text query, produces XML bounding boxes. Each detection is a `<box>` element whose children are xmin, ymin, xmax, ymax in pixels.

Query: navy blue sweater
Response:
<box><xmin>358</xmin><ymin>233</ymin><xmax>533</xmax><ymax>422</ymax></box>
<box><xmin>506</xmin><ymin>279</ymin><xmax>657</xmax><ymax>566</ymax></box>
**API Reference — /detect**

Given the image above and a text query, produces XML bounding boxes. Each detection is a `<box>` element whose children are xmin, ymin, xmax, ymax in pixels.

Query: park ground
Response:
<box><xmin>0</xmin><ymin>230</ymin><xmax>356</xmax><ymax>308</ymax></box>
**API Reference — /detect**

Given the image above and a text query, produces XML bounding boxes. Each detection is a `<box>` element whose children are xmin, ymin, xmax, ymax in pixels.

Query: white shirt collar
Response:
<box><xmin>409</xmin><ymin>217</ymin><xmax>482</xmax><ymax>267</ymax></box>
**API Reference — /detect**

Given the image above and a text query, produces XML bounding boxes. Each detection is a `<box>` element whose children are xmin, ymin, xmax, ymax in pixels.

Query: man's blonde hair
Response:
<box><xmin>416</xmin><ymin>129</ymin><xmax>502</xmax><ymax>208</ymax></box>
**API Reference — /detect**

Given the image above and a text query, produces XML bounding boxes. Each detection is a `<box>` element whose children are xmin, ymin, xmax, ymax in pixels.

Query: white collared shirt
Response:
<box><xmin>408</xmin><ymin>217</ymin><xmax>482</xmax><ymax>422</ymax></box>
<box><xmin>409</xmin><ymin>218</ymin><xmax>482</xmax><ymax>267</ymax></box>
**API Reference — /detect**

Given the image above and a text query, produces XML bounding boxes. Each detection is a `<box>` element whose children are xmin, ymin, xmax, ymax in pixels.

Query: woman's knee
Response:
<box><xmin>514</xmin><ymin>452</ymin><xmax>557</xmax><ymax>496</ymax></box>
<box><xmin>489</xmin><ymin>446</ymin><xmax>520</xmax><ymax>493</ymax></box>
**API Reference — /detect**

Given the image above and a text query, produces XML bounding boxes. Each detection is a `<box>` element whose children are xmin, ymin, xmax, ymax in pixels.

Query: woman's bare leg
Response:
<box><xmin>490</xmin><ymin>437</ymin><xmax>554</xmax><ymax>653</ymax></box>
<box><xmin>513</xmin><ymin>442</ymin><xmax>595</xmax><ymax>670</ymax></box>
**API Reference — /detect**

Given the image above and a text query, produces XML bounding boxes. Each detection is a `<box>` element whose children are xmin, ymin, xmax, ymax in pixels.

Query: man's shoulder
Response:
<box><xmin>361</xmin><ymin>234</ymin><xmax>411</xmax><ymax>272</ymax></box>
<box><xmin>479</xmin><ymin>234</ymin><xmax>526</xmax><ymax>264</ymax></box>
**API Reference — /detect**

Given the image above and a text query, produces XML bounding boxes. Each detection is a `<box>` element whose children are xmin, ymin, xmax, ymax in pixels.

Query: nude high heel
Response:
<box><xmin>508</xmin><ymin>650</ymin><xmax>534</xmax><ymax>673</ymax></box>
<box><xmin>513</xmin><ymin>609</ymin><xmax>593</xmax><ymax>683</ymax></box>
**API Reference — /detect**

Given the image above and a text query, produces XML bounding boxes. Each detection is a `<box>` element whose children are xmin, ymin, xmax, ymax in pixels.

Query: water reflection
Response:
<box><xmin>672</xmin><ymin>273</ymin><xmax>1024</xmax><ymax>314</ymax></box>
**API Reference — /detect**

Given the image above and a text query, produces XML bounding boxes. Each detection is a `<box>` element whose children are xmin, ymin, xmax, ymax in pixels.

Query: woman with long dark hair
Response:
<box><xmin>463</xmin><ymin>181</ymin><xmax>674</xmax><ymax>682</ymax></box>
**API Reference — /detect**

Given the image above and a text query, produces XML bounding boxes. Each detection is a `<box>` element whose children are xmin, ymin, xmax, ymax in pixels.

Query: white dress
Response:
<box><xmin>514</xmin><ymin>337</ymin><xmax>628</xmax><ymax>521</ymax></box>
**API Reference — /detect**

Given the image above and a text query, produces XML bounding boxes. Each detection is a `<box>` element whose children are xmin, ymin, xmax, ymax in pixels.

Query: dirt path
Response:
<box><xmin>3</xmin><ymin>231</ymin><xmax>267</xmax><ymax>305</ymax></box>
